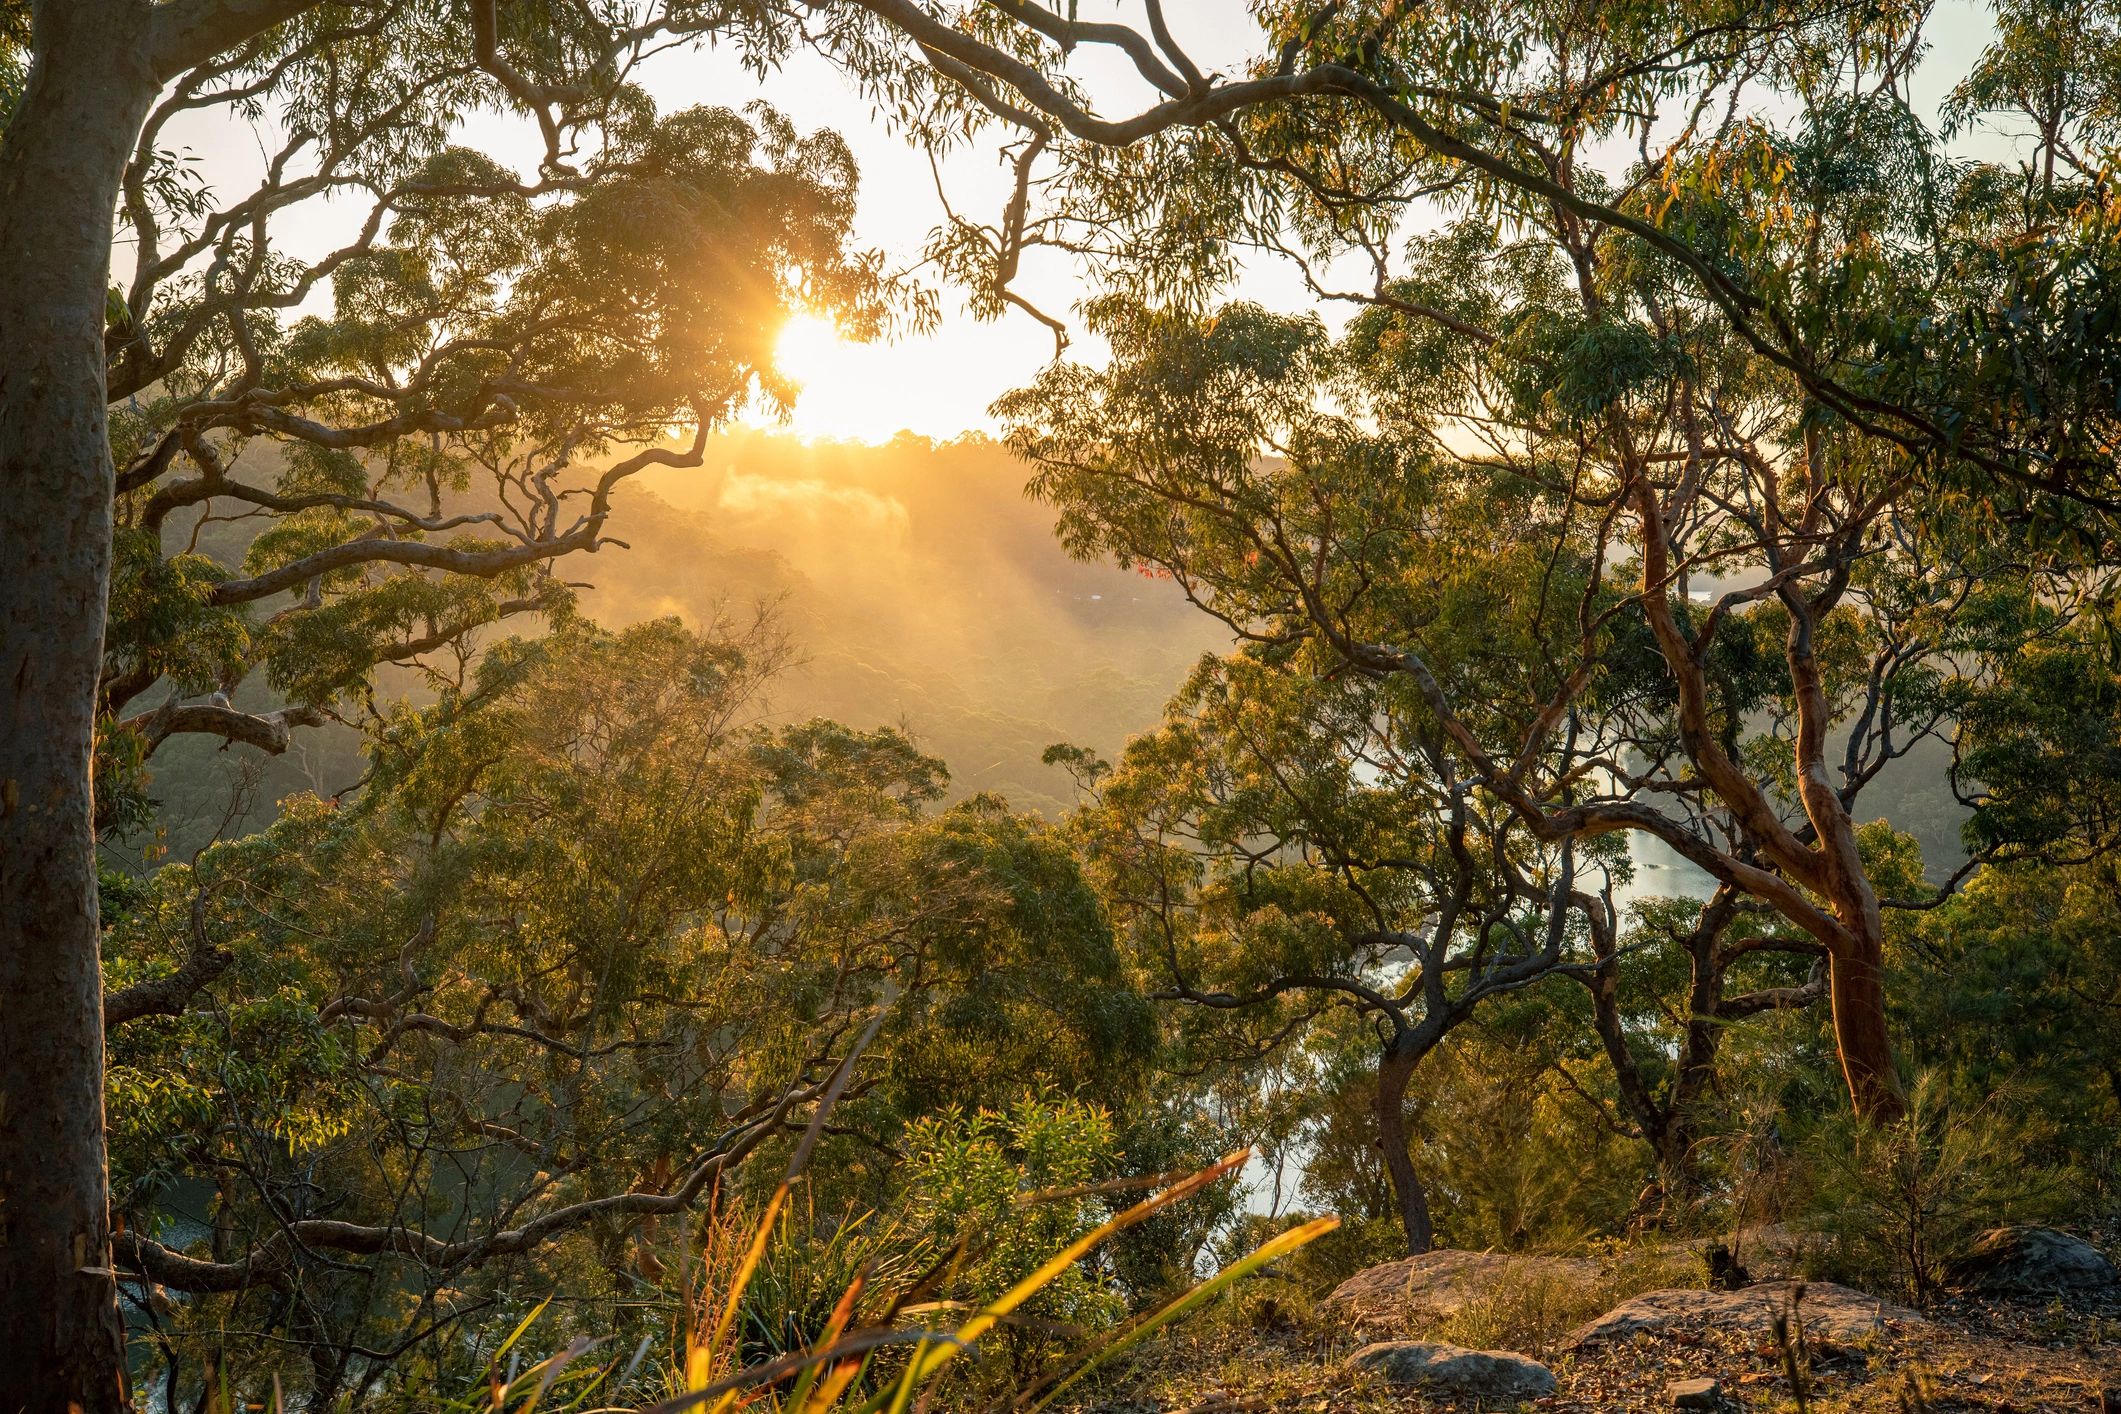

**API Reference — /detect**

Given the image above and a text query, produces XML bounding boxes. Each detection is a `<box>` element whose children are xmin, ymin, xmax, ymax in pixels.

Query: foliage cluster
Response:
<box><xmin>13</xmin><ymin>0</ymin><xmax>2121</xmax><ymax>1405</ymax></box>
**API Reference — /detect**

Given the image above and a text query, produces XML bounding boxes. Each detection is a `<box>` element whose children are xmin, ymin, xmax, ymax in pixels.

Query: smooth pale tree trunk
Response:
<box><xmin>0</xmin><ymin>1</ymin><xmax>159</xmax><ymax>1405</ymax></box>
<box><xmin>1374</xmin><ymin>1035</ymin><xmax>1435</xmax><ymax>1256</ymax></box>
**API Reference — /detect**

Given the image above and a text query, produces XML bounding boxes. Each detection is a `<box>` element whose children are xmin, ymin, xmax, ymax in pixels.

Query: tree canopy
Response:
<box><xmin>9</xmin><ymin>0</ymin><xmax>2121</xmax><ymax>1404</ymax></box>
<box><xmin>105</xmin><ymin>616</ymin><xmax>1152</xmax><ymax>1397</ymax></box>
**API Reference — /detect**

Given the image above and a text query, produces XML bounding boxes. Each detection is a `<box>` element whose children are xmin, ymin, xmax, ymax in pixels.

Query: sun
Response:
<box><xmin>773</xmin><ymin>312</ymin><xmax>847</xmax><ymax>391</ymax></box>
<box><xmin>750</xmin><ymin>309</ymin><xmax>1013</xmax><ymax>443</ymax></box>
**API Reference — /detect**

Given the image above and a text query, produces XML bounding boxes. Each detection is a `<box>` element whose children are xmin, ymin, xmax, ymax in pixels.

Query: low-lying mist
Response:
<box><xmin>135</xmin><ymin>429</ymin><xmax>1225</xmax><ymax>860</ymax></box>
<box><xmin>595</xmin><ymin>428</ymin><xmax>1227</xmax><ymax>816</ymax></box>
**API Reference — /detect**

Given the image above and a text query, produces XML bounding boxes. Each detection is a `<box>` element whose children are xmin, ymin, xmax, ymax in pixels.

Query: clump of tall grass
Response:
<box><xmin>1436</xmin><ymin>1242</ymin><xmax>1706</xmax><ymax>1355</ymax></box>
<box><xmin>1796</xmin><ymin>1072</ymin><xmax>2060</xmax><ymax>1301</ymax></box>
<box><xmin>406</xmin><ymin>1040</ymin><xmax>1335</xmax><ymax>1414</ymax></box>
<box><xmin>425</xmin><ymin>1155</ymin><xmax>1329</xmax><ymax>1414</ymax></box>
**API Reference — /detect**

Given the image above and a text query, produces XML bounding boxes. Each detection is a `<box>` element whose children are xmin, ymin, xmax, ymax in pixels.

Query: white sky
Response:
<box><xmin>622</xmin><ymin>3</ymin><xmax>1330</xmax><ymax>440</ymax></box>
<box><xmin>165</xmin><ymin>1</ymin><xmax>2009</xmax><ymax>443</ymax></box>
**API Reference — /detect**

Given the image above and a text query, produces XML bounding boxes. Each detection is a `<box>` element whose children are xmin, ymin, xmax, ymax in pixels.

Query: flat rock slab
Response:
<box><xmin>1666</xmin><ymin>1375</ymin><xmax>1723</xmax><ymax>1409</ymax></box>
<box><xmin>1565</xmin><ymin>1280</ymin><xmax>1924</xmax><ymax>1349</ymax></box>
<box><xmin>1323</xmin><ymin>1249</ymin><xmax>1602</xmax><ymax>1330</ymax></box>
<box><xmin>1948</xmin><ymin>1226</ymin><xmax>2117</xmax><ymax>1295</ymax></box>
<box><xmin>1347</xmin><ymin>1340</ymin><xmax>1558</xmax><ymax>1402</ymax></box>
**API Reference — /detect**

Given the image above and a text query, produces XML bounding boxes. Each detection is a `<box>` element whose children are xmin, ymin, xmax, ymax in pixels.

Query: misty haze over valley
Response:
<box><xmin>135</xmin><ymin>429</ymin><xmax>1226</xmax><ymax>857</ymax></box>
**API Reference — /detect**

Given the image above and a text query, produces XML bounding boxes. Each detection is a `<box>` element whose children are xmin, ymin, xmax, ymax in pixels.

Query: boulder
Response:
<box><xmin>1565</xmin><ymin>1280</ymin><xmax>1924</xmax><ymax>1349</ymax></box>
<box><xmin>1667</xmin><ymin>1376</ymin><xmax>1724</xmax><ymax>1409</ymax></box>
<box><xmin>1322</xmin><ymin>1248</ymin><xmax>1601</xmax><ymax>1332</ymax></box>
<box><xmin>1346</xmin><ymin>1340</ymin><xmax>1558</xmax><ymax>1402</ymax></box>
<box><xmin>1947</xmin><ymin>1226</ymin><xmax>2117</xmax><ymax>1295</ymax></box>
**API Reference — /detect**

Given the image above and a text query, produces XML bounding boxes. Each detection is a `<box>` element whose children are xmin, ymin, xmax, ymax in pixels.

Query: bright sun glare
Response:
<box><xmin>774</xmin><ymin>313</ymin><xmax>847</xmax><ymax>393</ymax></box>
<box><xmin>754</xmin><ymin>309</ymin><xmax>1030</xmax><ymax>444</ymax></box>
<box><xmin>759</xmin><ymin>312</ymin><xmax>895</xmax><ymax>442</ymax></box>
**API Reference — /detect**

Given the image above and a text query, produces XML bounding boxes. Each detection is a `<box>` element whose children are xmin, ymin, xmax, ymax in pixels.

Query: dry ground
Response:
<box><xmin>1060</xmin><ymin>1271</ymin><xmax>2119</xmax><ymax>1413</ymax></box>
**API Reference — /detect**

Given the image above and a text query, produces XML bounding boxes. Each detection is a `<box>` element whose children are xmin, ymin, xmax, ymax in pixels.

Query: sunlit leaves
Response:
<box><xmin>99</xmin><ymin>79</ymin><xmax>925</xmax><ymax>808</ymax></box>
<box><xmin>105</xmin><ymin>529</ymin><xmax>249</xmax><ymax>700</ymax></box>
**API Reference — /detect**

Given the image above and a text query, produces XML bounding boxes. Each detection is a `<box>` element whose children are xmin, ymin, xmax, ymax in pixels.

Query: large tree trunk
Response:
<box><xmin>1828</xmin><ymin>932</ymin><xmax>1903</xmax><ymax>1122</ymax></box>
<box><xmin>0</xmin><ymin>2</ymin><xmax>158</xmax><ymax>1405</ymax></box>
<box><xmin>1375</xmin><ymin>1035</ymin><xmax>1435</xmax><ymax>1256</ymax></box>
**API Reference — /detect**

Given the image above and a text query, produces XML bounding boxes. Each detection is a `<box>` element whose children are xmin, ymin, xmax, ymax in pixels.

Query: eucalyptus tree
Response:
<box><xmin>1013</xmin><ymin>260</ymin><xmax>2121</xmax><ymax>1216</ymax></box>
<box><xmin>103</xmin><ymin>616</ymin><xmax>1148</xmax><ymax>1404</ymax></box>
<box><xmin>11</xmin><ymin>0</ymin><xmax>2121</xmax><ymax>1398</ymax></box>
<box><xmin>919</xmin><ymin>0</ymin><xmax>2121</xmax><ymax>1148</ymax></box>
<box><xmin>1001</xmin><ymin>208</ymin><xmax>2121</xmax><ymax>1138</ymax></box>
<box><xmin>860</xmin><ymin>0</ymin><xmax>2121</xmax><ymax>1157</ymax></box>
<box><xmin>1573</xmin><ymin>581</ymin><xmax>2121</xmax><ymax>1206</ymax></box>
<box><xmin>1055</xmin><ymin>647</ymin><xmax>1586</xmax><ymax>1255</ymax></box>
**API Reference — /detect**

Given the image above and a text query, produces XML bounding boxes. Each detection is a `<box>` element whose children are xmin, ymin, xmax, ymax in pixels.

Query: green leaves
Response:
<box><xmin>1956</xmin><ymin>619</ymin><xmax>2121</xmax><ymax>856</ymax></box>
<box><xmin>100</xmin><ymin>613</ymin><xmax>1160</xmax><ymax>1385</ymax></box>
<box><xmin>1492</xmin><ymin>310</ymin><xmax>1679</xmax><ymax>427</ymax></box>
<box><xmin>898</xmin><ymin>1094</ymin><xmax>1124</xmax><ymax>1333</ymax></box>
<box><xmin>105</xmin><ymin>527</ymin><xmax>249</xmax><ymax>699</ymax></box>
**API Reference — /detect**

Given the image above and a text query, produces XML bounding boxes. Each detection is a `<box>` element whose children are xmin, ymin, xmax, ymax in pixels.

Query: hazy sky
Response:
<box><xmin>167</xmin><ymin>2</ymin><xmax>2008</xmax><ymax>443</ymax></box>
<box><xmin>639</xmin><ymin>1</ymin><xmax>2001</xmax><ymax>442</ymax></box>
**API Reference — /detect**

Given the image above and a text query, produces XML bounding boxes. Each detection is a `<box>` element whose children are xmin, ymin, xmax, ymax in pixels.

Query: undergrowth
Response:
<box><xmin>276</xmin><ymin>1050</ymin><xmax>1340</xmax><ymax>1414</ymax></box>
<box><xmin>1436</xmin><ymin>1243</ymin><xmax>1707</xmax><ymax>1354</ymax></box>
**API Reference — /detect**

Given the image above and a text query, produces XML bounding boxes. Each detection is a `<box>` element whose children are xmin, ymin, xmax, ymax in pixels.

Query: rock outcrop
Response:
<box><xmin>1947</xmin><ymin>1226</ymin><xmax>2117</xmax><ymax>1295</ymax></box>
<box><xmin>1346</xmin><ymin>1340</ymin><xmax>1558</xmax><ymax>1401</ymax></box>
<box><xmin>1565</xmin><ymin>1280</ymin><xmax>1924</xmax><ymax>1349</ymax></box>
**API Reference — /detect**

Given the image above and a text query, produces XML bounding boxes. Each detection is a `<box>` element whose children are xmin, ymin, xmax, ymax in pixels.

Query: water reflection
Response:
<box><xmin>1613</xmin><ymin>831</ymin><xmax>1717</xmax><ymax>908</ymax></box>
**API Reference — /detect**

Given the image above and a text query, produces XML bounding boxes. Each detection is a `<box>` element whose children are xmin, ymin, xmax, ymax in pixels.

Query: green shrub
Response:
<box><xmin>1796</xmin><ymin>1072</ymin><xmax>2061</xmax><ymax>1300</ymax></box>
<box><xmin>896</xmin><ymin>1092</ymin><xmax>1127</xmax><ymax>1336</ymax></box>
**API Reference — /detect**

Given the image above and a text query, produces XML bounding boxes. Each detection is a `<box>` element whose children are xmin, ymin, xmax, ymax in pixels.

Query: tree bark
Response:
<box><xmin>1791</xmin><ymin>665</ymin><xmax>1906</xmax><ymax>1122</ymax></box>
<box><xmin>1583</xmin><ymin>950</ymin><xmax>1685</xmax><ymax>1190</ymax></box>
<box><xmin>0</xmin><ymin>2</ymin><xmax>159</xmax><ymax>1405</ymax></box>
<box><xmin>1828</xmin><ymin>934</ymin><xmax>1903</xmax><ymax>1122</ymax></box>
<box><xmin>1624</xmin><ymin>452</ymin><xmax>1905</xmax><ymax>1128</ymax></box>
<box><xmin>1375</xmin><ymin>1034</ymin><xmax>1435</xmax><ymax>1256</ymax></box>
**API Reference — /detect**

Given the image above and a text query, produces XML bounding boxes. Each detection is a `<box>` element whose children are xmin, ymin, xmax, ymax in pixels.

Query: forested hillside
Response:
<box><xmin>5</xmin><ymin>1</ymin><xmax>2121</xmax><ymax>1410</ymax></box>
<box><xmin>597</xmin><ymin>432</ymin><xmax>1226</xmax><ymax>816</ymax></box>
<box><xmin>132</xmin><ymin>430</ymin><xmax>1222</xmax><ymax>860</ymax></box>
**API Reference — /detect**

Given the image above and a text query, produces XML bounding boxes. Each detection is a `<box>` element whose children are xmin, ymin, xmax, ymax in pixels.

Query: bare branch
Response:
<box><xmin>119</xmin><ymin>700</ymin><xmax>326</xmax><ymax>755</ymax></box>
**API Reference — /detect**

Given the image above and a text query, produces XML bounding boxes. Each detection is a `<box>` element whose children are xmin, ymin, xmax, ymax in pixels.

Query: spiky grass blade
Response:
<box><xmin>837</xmin><ymin>1147</ymin><xmax>1253</xmax><ymax>1411</ymax></box>
<box><xmin>1022</xmin><ymin>1216</ymin><xmax>1340</xmax><ymax>1413</ymax></box>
